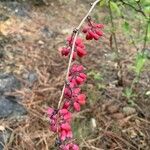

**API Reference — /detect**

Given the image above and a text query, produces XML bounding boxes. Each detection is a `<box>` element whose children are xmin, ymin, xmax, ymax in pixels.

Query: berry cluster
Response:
<box><xmin>83</xmin><ymin>17</ymin><xmax>104</xmax><ymax>40</ymax></box>
<box><xmin>59</xmin><ymin>37</ymin><xmax>87</xmax><ymax>60</ymax></box>
<box><xmin>47</xmin><ymin>108</ymin><xmax>72</xmax><ymax>141</ymax></box>
<box><xmin>47</xmin><ymin>17</ymin><xmax>104</xmax><ymax>149</ymax></box>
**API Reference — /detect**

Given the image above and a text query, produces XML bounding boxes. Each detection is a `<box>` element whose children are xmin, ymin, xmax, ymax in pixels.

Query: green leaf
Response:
<box><xmin>144</xmin><ymin>6</ymin><xmax>150</xmax><ymax>16</ymax></box>
<box><xmin>99</xmin><ymin>0</ymin><xmax>106</xmax><ymax>7</ymax></box>
<box><xmin>141</xmin><ymin>0</ymin><xmax>150</xmax><ymax>6</ymax></box>
<box><xmin>122</xmin><ymin>21</ymin><xmax>131</xmax><ymax>33</ymax></box>
<box><xmin>135</xmin><ymin>52</ymin><xmax>147</xmax><ymax>76</ymax></box>
<box><xmin>94</xmin><ymin>73</ymin><xmax>103</xmax><ymax>81</ymax></box>
<box><xmin>110</xmin><ymin>1</ymin><xmax>121</xmax><ymax>16</ymax></box>
<box><xmin>123</xmin><ymin>87</ymin><xmax>133</xmax><ymax>99</ymax></box>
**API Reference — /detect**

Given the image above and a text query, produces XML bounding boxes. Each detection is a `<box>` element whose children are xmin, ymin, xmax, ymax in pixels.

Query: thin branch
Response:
<box><xmin>57</xmin><ymin>0</ymin><xmax>101</xmax><ymax>109</ymax></box>
<box><xmin>120</xmin><ymin>0</ymin><xmax>146</xmax><ymax>17</ymax></box>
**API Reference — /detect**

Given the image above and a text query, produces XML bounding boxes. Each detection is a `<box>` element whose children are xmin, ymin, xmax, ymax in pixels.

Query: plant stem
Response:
<box><xmin>129</xmin><ymin>35</ymin><xmax>139</xmax><ymax>51</ymax></box>
<box><xmin>57</xmin><ymin>0</ymin><xmax>101</xmax><ymax>109</ymax></box>
<box><xmin>108</xmin><ymin>0</ymin><xmax>123</xmax><ymax>87</ymax></box>
<box><xmin>108</xmin><ymin>0</ymin><xmax>119</xmax><ymax>57</ymax></box>
<box><xmin>143</xmin><ymin>19</ymin><xmax>149</xmax><ymax>51</ymax></box>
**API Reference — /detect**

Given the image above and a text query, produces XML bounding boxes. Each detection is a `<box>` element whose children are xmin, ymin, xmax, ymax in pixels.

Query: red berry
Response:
<box><xmin>86</xmin><ymin>33</ymin><xmax>93</xmax><ymax>40</ymax></box>
<box><xmin>76</xmin><ymin>76</ymin><xmax>84</xmax><ymax>84</ymax></box>
<box><xmin>95</xmin><ymin>29</ymin><xmax>103</xmax><ymax>36</ymax></box>
<box><xmin>77</xmin><ymin>94</ymin><xmax>86</xmax><ymax>105</ymax></box>
<box><xmin>76</xmin><ymin>46</ymin><xmax>86</xmax><ymax>57</ymax></box>
<box><xmin>73</xmin><ymin>102</ymin><xmax>80</xmax><ymax>111</ymax></box>
<box><xmin>93</xmin><ymin>33</ymin><xmax>99</xmax><ymax>40</ymax></box>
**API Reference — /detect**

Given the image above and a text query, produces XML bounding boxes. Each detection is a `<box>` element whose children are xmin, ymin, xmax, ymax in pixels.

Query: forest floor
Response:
<box><xmin>0</xmin><ymin>0</ymin><xmax>150</xmax><ymax>150</ymax></box>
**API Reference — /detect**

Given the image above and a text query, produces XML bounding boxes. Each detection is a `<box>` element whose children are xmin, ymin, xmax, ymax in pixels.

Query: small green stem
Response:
<box><xmin>143</xmin><ymin>19</ymin><xmax>150</xmax><ymax>51</ymax></box>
